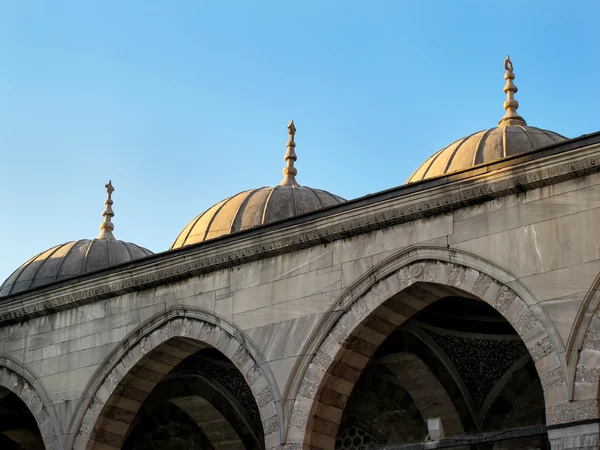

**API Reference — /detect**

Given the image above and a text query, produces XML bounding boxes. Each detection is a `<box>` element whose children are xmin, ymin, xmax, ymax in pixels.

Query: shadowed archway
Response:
<box><xmin>71</xmin><ymin>307</ymin><xmax>282</xmax><ymax>450</ymax></box>
<box><xmin>0</xmin><ymin>360</ymin><xmax>59</xmax><ymax>450</ymax></box>
<box><xmin>286</xmin><ymin>249</ymin><xmax>563</xmax><ymax>449</ymax></box>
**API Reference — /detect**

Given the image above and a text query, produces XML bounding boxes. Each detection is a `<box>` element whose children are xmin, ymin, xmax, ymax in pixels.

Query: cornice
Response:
<box><xmin>1</xmin><ymin>138</ymin><xmax>600</xmax><ymax>325</ymax></box>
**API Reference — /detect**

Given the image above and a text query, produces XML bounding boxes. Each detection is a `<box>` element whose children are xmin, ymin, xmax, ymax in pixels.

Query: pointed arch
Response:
<box><xmin>67</xmin><ymin>306</ymin><xmax>282</xmax><ymax>450</ymax></box>
<box><xmin>283</xmin><ymin>245</ymin><xmax>566</xmax><ymax>448</ymax></box>
<box><xmin>567</xmin><ymin>270</ymin><xmax>600</xmax><ymax>398</ymax></box>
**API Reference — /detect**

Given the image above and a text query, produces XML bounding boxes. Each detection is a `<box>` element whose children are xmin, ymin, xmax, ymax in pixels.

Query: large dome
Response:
<box><xmin>171</xmin><ymin>121</ymin><xmax>346</xmax><ymax>249</ymax></box>
<box><xmin>406</xmin><ymin>56</ymin><xmax>567</xmax><ymax>184</ymax></box>
<box><xmin>0</xmin><ymin>181</ymin><xmax>153</xmax><ymax>297</ymax></box>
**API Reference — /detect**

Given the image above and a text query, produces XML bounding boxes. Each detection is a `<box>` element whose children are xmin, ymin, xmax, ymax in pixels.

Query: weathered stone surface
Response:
<box><xmin>541</xmin><ymin>368</ymin><xmax>566</xmax><ymax>391</ymax></box>
<box><xmin>1</xmin><ymin>137</ymin><xmax>600</xmax><ymax>449</ymax></box>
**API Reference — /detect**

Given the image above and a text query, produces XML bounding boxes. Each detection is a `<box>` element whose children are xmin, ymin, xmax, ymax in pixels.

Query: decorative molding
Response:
<box><xmin>185</xmin><ymin>359</ymin><xmax>263</xmax><ymax>428</ymax></box>
<box><xmin>1</xmin><ymin>142</ymin><xmax>600</xmax><ymax>325</ymax></box>
<box><xmin>423</xmin><ymin>329</ymin><xmax>527</xmax><ymax>410</ymax></box>
<box><xmin>547</xmin><ymin>400</ymin><xmax>600</xmax><ymax>426</ymax></box>
<box><xmin>549</xmin><ymin>433</ymin><xmax>599</xmax><ymax>450</ymax></box>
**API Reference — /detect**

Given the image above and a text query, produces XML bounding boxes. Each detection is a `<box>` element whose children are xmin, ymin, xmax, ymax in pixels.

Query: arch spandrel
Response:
<box><xmin>68</xmin><ymin>306</ymin><xmax>282</xmax><ymax>450</ymax></box>
<box><xmin>284</xmin><ymin>245</ymin><xmax>567</xmax><ymax>448</ymax></box>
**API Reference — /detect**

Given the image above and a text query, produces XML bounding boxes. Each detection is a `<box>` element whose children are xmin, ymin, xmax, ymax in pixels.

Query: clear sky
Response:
<box><xmin>0</xmin><ymin>1</ymin><xmax>599</xmax><ymax>283</ymax></box>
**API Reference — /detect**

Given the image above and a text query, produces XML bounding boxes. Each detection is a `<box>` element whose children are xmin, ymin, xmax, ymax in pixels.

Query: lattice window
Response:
<box><xmin>336</xmin><ymin>425</ymin><xmax>378</xmax><ymax>450</ymax></box>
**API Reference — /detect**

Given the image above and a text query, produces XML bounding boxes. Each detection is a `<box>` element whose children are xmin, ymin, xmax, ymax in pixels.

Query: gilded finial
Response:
<box><xmin>280</xmin><ymin>120</ymin><xmax>300</xmax><ymax>186</ymax></box>
<box><xmin>97</xmin><ymin>180</ymin><xmax>116</xmax><ymax>240</ymax></box>
<box><xmin>498</xmin><ymin>55</ymin><xmax>527</xmax><ymax>127</ymax></box>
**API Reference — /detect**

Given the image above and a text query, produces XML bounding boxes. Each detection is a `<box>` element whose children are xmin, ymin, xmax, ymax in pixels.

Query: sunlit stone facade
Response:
<box><xmin>1</xmin><ymin>60</ymin><xmax>600</xmax><ymax>449</ymax></box>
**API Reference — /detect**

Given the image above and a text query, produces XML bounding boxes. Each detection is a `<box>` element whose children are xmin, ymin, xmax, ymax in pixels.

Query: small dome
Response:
<box><xmin>0</xmin><ymin>181</ymin><xmax>153</xmax><ymax>297</ymax></box>
<box><xmin>172</xmin><ymin>185</ymin><xmax>345</xmax><ymax>248</ymax></box>
<box><xmin>406</xmin><ymin>126</ymin><xmax>566</xmax><ymax>183</ymax></box>
<box><xmin>406</xmin><ymin>56</ymin><xmax>567</xmax><ymax>184</ymax></box>
<box><xmin>0</xmin><ymin>239</ymin><xmax>153</xmax><ymax>296</ymax></box>
<box><xmin>171</xmin><ymin>121</ymin><xmax>346</xmax><ymax>249</ymax></box>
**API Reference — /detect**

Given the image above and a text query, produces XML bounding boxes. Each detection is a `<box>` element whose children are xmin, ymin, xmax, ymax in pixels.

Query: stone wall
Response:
<box><xmin>1</xmin><ymin>140</ymin><xmax>600</xmax><ymax>448</ymax></box>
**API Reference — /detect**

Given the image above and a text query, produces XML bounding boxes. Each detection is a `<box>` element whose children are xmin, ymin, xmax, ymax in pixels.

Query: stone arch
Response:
<box><xmin>285</xmin><ymin>245</ymin><xmax>564</xmax><ymax>449</ymax></box>
<box><xmin>122</xmin><ymin>402</ymin><xmax>215</xmax><ymax>449</ymax></box>
<box><xmin>403</xmin><ymin>320</ymin><xmax>538</xmax><ymax>430</ymax></box>
<box><xmin>130</xmin><ymin>365</ymin><xmax>264</xmax><ymax>449</ymax></box>
<box><xmin>569</xmin><ymin>269</ymin><xmax>600</xmax><ymax>420</ymax></box>
<box><xmin>478</xmin><ymin>353</ymin><xmax>533</xmax><ymax>425</ymax></box>
<box><xmin>69</xmin><ymin>306</ymin><xmax>282</xmax><ymax>450</ymax></box>
<box><xmin>0</xmin><ymin>354</ymin><xmax>60</xmax><ymax>449</ymax></box>
<box><xmin>378</xmin><ymin>352</ymin><xmax>465</xmax><ymax>436</ymax></box>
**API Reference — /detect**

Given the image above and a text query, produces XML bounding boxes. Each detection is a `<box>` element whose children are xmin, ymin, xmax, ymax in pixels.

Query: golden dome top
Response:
<box><xmin>0</xmin><ymin>181</ymin><xmax>153</xmax><ymax>297</ymax></box>
<box><xmin>171</xmin><ymin>121</ymin><xmax>345</xmax><ymax>249</ymax></box>
<box><xmin>406</xmin><ymin>56</ymin><xmax>567</xmax><ymax>184</ymax></box>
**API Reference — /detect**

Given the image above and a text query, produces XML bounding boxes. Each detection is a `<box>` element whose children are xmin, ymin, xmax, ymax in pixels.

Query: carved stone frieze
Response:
<box><xmin>546</xmin><ymin>399</ymin><xmax>600</xmax><ymax>426</ymax></box>
<box><xmin>425</xmin><ymin>329</ymin><xmax>527</xmax><ymax>409</ymax></box>
<box><xmin>541</xmin><ymin>368</ymin><xmax>566</xmax><ymax>391</ymax></box>
<box><xmin>549</xmin><ymin>433</ymin><xmax>599</xmax><ymax>450</ymax></box>
<box><xmin>184</xmin><ymin>359</ymin><xmax>263</xmax><ymax>428</ymax></box>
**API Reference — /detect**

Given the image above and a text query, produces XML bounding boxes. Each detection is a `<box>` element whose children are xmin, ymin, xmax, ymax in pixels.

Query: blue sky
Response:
<box><xmin>0</xmin><ymin>1</ymin><xmax>598</xmax><ymax>282</ymax></box>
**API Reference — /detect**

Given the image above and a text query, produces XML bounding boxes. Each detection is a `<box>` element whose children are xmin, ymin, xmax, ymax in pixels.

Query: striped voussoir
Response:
<box><xmin>568</xmin><ymin>325</ymin><xmax>600</xmax><ymax>425</ymax></box>
<box><xmin>287</xmin><ymin>258</ymin><xmax>564</xmax><ymax>450</ymax></box>
<box><xmin>73</xmin><ymin>313</ymin><xmax>280</xmax><ymax>450</ymax></box>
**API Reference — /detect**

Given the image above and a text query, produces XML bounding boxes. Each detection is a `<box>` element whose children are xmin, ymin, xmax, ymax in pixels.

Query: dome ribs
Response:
<box><xmin>261</xmin><ymin>187</ymin><xmax>278</xmax><ymax>226</ymax></box>
<box><xmin>171</xmin><ymin>185</ymin><xmax>346</xmax><ymax>249</ymax></box>
<box><xmin>443</xmin><ymin>130</ymin><xmax>482</xmax><ymax>175</ymax></box>
<box><xmin>120</xmin><ymin>239</ymin><xmax>135</xmax><ymax>263</ymax></box>
<box><xmin>517</xmin><ymin>125</ymin><xmax>536</xmax><ymax>151</ymax></box>
<box><xmin>80</xmin><ymin>239</ymin><xmax>97</xmax><ymax>275</ymax></box>
<box><xmin>473</xmin><ymin>129</ymin><xmax>495</xmax><ymax>167</ymax></box>
<box><xmin>530</xmin><ymin>126</ymin><xmax>562</xmax><ymax>144</ymax></box>
<box><xmin>309</xmin><ymin>187</ymin><xmax>325</xmax><ymax>209</ymax></box>
<box><xmin>23</xmin><ymin>244</ymin><xmax>64</xmax><ymax>292</ymax></box>
<box><xmin>201</xmin><ymin>195</ymin><xmax>236</xmax><ymax>243</ymax></box>
<box><xmin>51</xmin><ymin>241</ymin><xmax>79</xmax><ymax>284</ymax></box>
<box><xmin>228</xmin><ymin>189</ymin><xmax>256</xmax><ymax>235</ymax></box>
<box><xmin>407</xmin><ymin>126</ymin><xmax>567</xmax><ymax>184</ymax></box>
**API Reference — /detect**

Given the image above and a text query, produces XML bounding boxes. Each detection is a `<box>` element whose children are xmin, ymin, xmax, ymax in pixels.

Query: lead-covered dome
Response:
<box><xmin>406</xmin><ymin>126</ymin><xmax>566</xmax><ymax>183</ymax></box>
<box><xmin>0</xmin><ymin>181</ymin><xmax>153</xmax><ymax>297</ymax></box>
<box><xmin>406</xmin><ymin>56</ymin><xmax>567</xmax><ymax>184</ymax></box>
<box><xmin>172</xmin><ymin>121</ymin><xmax>346</xmax><ymax>249</ymax></box>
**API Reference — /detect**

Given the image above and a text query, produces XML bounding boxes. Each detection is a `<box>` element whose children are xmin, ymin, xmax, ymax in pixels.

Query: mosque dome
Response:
<box><xmin>171</xmin><ymin>121</ymin><xmax>346</xmax><ymax>249</ymax></box>
<box><xmin>406</xmin><ymin>56</ymin><xmax>567</xmax><ymax>184</ymax></box>
<box><xmin>0</xmin><ymin>181</ymin><xmax>153</xmax><ymax>297</ymax></box>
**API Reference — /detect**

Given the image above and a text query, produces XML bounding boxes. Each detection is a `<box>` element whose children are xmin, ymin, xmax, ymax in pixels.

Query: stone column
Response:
<box><xmin>548</xmin><ymin>422</ymin><xmax>600</xmax><ymax>450</ymax></box>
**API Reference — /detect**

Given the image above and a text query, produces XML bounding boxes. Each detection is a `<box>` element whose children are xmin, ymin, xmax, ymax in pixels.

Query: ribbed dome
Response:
<box><xmin>406</xmin><ymin>56</ymin><xmax>567</xmax><ymax>184</ymax></box>
<box><xmin>0</xmin><ymin>180</ymin><xmax>153</xmax><ymax>297</ymax></box>
<box><xmin>171</xmin><ymin>121</ymin><xmax>346</xmax><ymax>249</ymax></box>
<box><xmin>406</xmin><ymin>126</ymin><xmax>566</xmax><ymax>183</ymax></box>
<box><xmin>0</xmin><ymin>239</ymin><xmax>153</xmax><ymax>296</ymax></box>
<box><xmin>171</xmin><ymin>185</ymin><xmax>345</xmax><ymax>249</ymax></box>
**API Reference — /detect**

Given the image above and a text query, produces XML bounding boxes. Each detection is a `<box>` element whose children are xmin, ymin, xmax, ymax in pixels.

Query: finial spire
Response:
<box><xmin>97</xmin><ymin>180</ymin><xmax>116</xmax><ymax>240</ymax></box>
<box><xmin>280</xmin><ymin>120</ymin><xmax>300</xmax><ymax>186</ymax></box>
<box><xmin>498</xmin><ymin>55</ymin><xmax>527</xmax><ymax>127</ymax></box>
